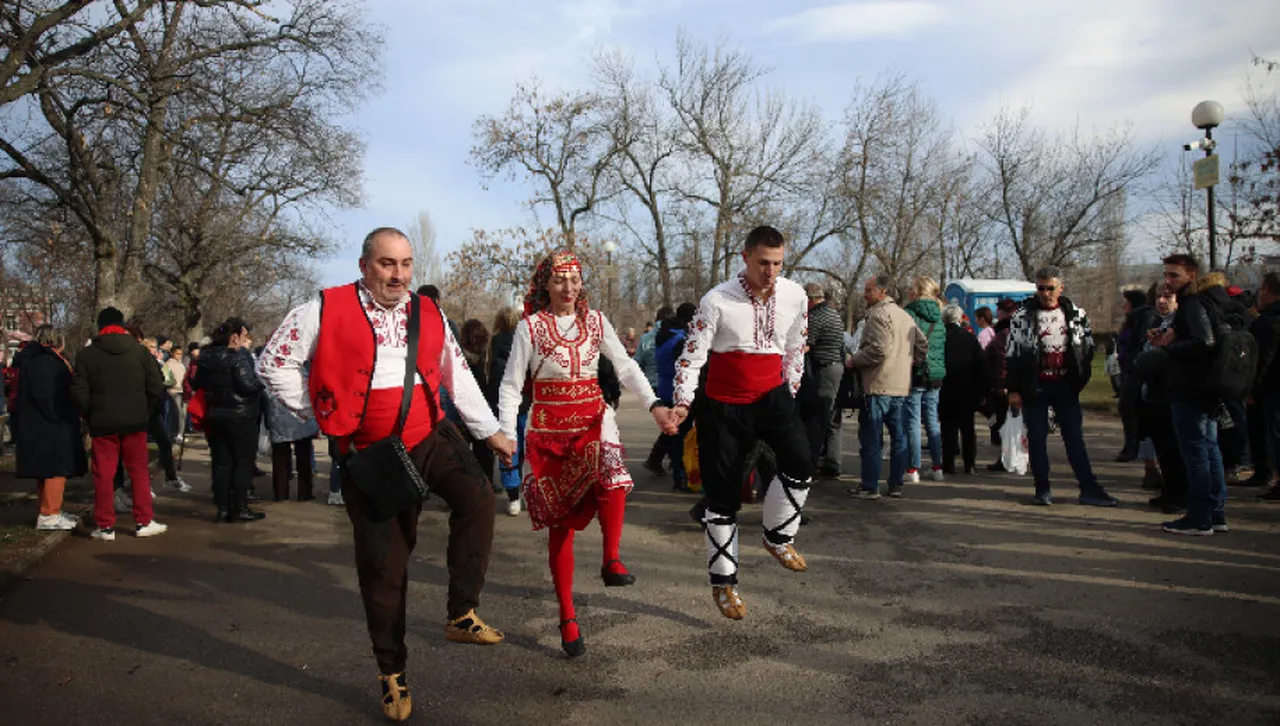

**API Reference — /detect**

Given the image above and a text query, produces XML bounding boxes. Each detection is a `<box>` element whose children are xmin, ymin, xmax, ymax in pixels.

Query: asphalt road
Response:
<box><xmin>1</xmin><ymin>400</ymin><xmax>1278</xmax><ymax>725</ymax></box>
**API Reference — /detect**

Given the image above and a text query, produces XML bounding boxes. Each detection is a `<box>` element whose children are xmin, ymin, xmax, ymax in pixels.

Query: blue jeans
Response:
<box><xmin>907</xmin><ymin>387</ymin><xmax>942</xmax><ymax>470</ymax></box>
<box><xmin>499</xmin><ymin>413</ymin><xmax>527</xmax><ymax>494</ymax></box>
<box><xmin>859</xmin><ymin>395</ymin><xmax>908</xmax><ymax>492</ymax></box>
<box><xmin>1170</xmin><ymin>400</ymin><xmax>1226</xmax><ymax>527</ymax></box>
<box><xmin>1024</xmin><ymin>380</ymin><xmax>1099</xmax><ymax>496</ymax></box>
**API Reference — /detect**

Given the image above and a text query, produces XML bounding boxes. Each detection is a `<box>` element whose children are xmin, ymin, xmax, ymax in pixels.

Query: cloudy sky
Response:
<box><xmin>321</xmin><ymin>0</ymin><xmax>1280</xmax><ymax>284</ymax></box>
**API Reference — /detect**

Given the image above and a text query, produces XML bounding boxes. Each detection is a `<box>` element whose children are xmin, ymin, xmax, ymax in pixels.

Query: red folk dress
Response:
<box><xmin>497</xmin><ymin>310</ymin><xmax>658</xmax><ymax>530</ymax></box>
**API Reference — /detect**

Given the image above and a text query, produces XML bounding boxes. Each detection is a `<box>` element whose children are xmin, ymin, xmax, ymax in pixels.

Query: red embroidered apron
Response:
<box><xmin>523</xmin><ymin>378</ymin><xmax>607</xmax><ymax>530</ymax></box>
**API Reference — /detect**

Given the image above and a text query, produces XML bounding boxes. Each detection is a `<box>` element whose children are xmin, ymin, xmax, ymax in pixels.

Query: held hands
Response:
<box><xmin>651</xmin><ymin>405</ymin><xmax>678</xmax><ymax>435</ymax></box>
<box><xmin>485</xmin><ymin>431</ymin><xmax>517</xmax><ymax>467</ymax></box>
<box><xmin>669</xmin><ymin>404</ymin><xmax>690</xmax><ymax>433</ymax></box>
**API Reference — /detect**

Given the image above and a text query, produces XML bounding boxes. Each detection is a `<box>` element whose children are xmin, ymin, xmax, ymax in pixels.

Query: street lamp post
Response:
<box><xmin>602</xmin><ymin>240</ymin><xmax>618</xmax><ymax>320</ymax></box>
<box><xmin>1190</xmin><ymin>100</ymin><xmax>1225</xmax><ymax>270</ymax></box>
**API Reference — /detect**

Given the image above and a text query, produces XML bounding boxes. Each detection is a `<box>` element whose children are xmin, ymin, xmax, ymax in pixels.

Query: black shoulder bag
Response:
<box><xmin>345</xmin><ymin>295</ymin><xmax>431</xmax><ymax>521</ymax></box>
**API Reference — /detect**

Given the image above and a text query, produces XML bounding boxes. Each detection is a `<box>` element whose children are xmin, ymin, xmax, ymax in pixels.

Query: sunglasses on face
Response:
<box><xmin>1036</xmin><ymin>285</ymin><xmax>1058</xmax><ymax>292</ymax></box>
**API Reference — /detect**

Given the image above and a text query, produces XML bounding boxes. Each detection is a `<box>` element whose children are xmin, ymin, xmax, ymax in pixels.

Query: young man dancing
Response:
<box><xmin>670</xmin><ymin>225</ymin><xmax>812</xmax><ymax>619</ymax></box>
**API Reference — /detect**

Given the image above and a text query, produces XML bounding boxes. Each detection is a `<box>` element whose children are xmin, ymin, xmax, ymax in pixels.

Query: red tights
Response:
<box><xmin>549</xmin><ymin>489</ymin><xmax>629</xmax><ymax>642</ymax></box>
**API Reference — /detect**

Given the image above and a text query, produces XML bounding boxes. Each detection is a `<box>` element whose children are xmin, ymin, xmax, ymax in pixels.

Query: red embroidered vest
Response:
<box><xmin>308</xmin><ymin>284</ymin><xmax>445</xmax><ymax>439</ymax></box>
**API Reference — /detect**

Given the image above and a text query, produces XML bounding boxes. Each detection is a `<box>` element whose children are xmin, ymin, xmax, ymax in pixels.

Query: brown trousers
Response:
<box><xmin>342</xmin><ymin>421</ymin><xmax>495</xmax><ymax>675</ymax></box>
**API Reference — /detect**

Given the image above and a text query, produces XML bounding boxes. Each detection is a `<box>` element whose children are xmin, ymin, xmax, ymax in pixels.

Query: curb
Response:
<box><xmin>0</xmin><ymin>510</ymin><xmax>87</xmax><ymax>591</ymax></box>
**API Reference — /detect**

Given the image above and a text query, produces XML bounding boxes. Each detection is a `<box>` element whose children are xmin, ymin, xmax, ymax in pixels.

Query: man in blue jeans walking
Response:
<box><xmin>848</xmin><ymin>275</ymin><xmax>926</xmax><ymax>499</ymax></box>
<box><xmin>1005</xmin><ymin>266</ymin><xmax>1117</xmax><ymax>507</ymax></box>
<box><xmin>1152</xmin><ymin>255</ymin><xmax>1233</xmax><ymax>534</ymax></box>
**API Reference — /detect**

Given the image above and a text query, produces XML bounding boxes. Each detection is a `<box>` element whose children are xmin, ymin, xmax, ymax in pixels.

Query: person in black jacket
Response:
<box><xmin>939</xmin><ymin>305</ymin><xmax>987</xmax><ymax>474</ymax></box>
<box><xmin>1249</xmin><ymin>273</ymin><xmax>1280</xmax><ymax>499</ymax></box>
<box><xmin>1151</xmin><ymin>255</ymin><xmax>1231</xmax><ymax>535</ymax></box>
<box><xmin>1115</xmin><ymin>289</ymin><xmax>1158</xmax><ymax>461</ymax></box>
<box><xmin>14</xmin><ymin>326</ymin><xmax>87</xmax><ymax>530</ymax></box>
<box><xmin>486</xmin><ymin>307</ymin><xmax>528</xmax><ymax>515</ymax></box>
<box><xmin>71</xmin><ymin>307</ymin><xmax>168</xmax><ymax>541</ymax></box>
<box><xmin>194</xmin><ymin>317</ymin><xmax>267</xmax><ymax>523</ymax></box>
<box><xmin>1131</xmin><ymin>284</ymin><xmax>1188</xmax><ymax>512</ymax></box>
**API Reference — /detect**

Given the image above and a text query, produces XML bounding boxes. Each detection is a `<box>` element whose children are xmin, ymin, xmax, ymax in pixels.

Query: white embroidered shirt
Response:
<box><xmin>673</xmin><ymin>273</ymin><xmax>809</xmax><ymax>407</ymax></box>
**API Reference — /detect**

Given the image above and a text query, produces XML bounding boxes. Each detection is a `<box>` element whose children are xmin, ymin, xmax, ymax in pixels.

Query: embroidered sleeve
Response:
<box><xmin>598</xmin><ymin>312</ymin><xmax>659</xmax><ymax>409</ymax></box>
<box><xmin>438</xmin><ymin>307</ymin><xmax>500</xmax><ymax>440</ymax></box>
<box><xmin>497</xmin><ymin>319</ymin><xmax>533</xmax><ymax>439</ymax></box>
<box><xmin>783</xmin><ymin>303</ymin><xmax>808</xmax><ymax>396</ymax></box>
<box><xmin>673</xmin><ymin>293</ymin><xmax>720</xmax><ymax>408</ymax></box>
<box><xmin>258</xmin><ymin>299</ymin><xmax>320</xmax><ymax>418</ymax></box>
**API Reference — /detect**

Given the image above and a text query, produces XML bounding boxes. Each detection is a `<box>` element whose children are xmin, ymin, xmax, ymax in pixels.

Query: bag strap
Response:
<box><xmin>393</xmin><ymin>295</ymin><xmax>421</xmax><ymax>437</ymax></box>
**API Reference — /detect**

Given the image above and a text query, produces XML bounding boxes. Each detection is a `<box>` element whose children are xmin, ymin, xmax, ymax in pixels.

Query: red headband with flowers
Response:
<box><xmin>524</xmin><ymin>249</ymin><xmax>589</xmax><ymax>318</ymax></box>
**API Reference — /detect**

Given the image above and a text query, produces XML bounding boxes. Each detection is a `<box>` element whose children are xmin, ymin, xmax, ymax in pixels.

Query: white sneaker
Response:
<box><xmin>113</xmin><ymin>489</ymin><xmax>133</xmax><ymax>513</ymax></box>
<box><xmin>35</xmin><ymin>513</ymin><xmax>78</xmax><ymax>531</ymax></box>
<box><xmin>506</xmin><ymin>498</ymin><xmax>521</xmax><ymax>517</ymax></box>
<box><xmin>906</xmin><ymin>470</ymin><xmax>920</xmax><ymax>484</ymax></box>
<box><xmin>90</xmin><ymin>527</ymin><xmax>116</xmax><ymax>542</ymax></box>
<box><xmin>930</xmin><ymin>468</ymin><xmax>945</xmax><ymax>482</ymax></box>
<box><xmin>327</xmin><ymin>491</ymin><xmax>345</xmax><ymax>506</ymax></box>
<box><xmin>164</xmin><ymin>477</ymin><xmax>191</xmax><ymax>493</ymax></box>
<box><xmin>135</xmin><ymin>521</ymin><xmax>168</xmax><ymax>538</ymax></box>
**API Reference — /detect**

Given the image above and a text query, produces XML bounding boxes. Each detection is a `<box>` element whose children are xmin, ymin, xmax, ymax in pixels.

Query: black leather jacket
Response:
<box><xmin>1166</xmin><ymin>273</ymin><xmax>1239</xmax><ymax>408</ymax></box>
<box><xmin>193</xmin><ymin>345</ymin><xmax>265</xmax><ymax>422</ymax></box>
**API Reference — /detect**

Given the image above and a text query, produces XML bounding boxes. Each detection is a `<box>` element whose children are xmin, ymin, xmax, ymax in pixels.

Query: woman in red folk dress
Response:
<box><xmin>497</xmin><ymin>250</ymin><xmax>673</xmax><ymax>658</ymax></box>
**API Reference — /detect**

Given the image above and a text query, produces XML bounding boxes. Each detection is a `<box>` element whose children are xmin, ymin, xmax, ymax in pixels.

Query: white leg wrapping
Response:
<box><xmin>763</xmin><ymin>474</ymin><xmax>810</xmax><ymax>545</ymax></box>
<box><xmin>703</xmin><ymin>512</ymin><xmax>739</xmax><ymax>583</ymax></box>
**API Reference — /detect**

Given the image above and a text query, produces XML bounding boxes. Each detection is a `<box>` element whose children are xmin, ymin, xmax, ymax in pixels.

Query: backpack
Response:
<box><xmin>1203</xmin><ymin>301</ymin><xmax>1258</xmax><ymax>401</ymax></box>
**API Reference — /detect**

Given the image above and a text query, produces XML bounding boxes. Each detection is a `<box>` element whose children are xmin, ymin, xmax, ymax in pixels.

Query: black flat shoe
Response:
<box><xmin>228</xmin><ymin>509</ymin><xmax>266</xmax><ymax>522</ymax></box>
<box><xmin>560</xmin><ymin>618</ymin><xmax>585</xmax><ymax>658</ymax></box>
<box><xmin>601</xmin><ymin>559</ymin><xmax>636</xmax><ymax>587</ymax></box>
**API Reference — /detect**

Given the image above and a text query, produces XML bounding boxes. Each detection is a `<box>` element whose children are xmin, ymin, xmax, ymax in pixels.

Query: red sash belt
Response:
<box><xmin>706</xmin><ymin>351</ymin><xmax>784</xmax><ymax>404</ymax></box>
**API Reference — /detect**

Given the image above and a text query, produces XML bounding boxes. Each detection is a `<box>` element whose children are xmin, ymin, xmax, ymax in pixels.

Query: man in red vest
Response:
<box><xmin>258</xmin><ymin>227</ymin><xmax>515</xmax><ymax>722</ymax></box>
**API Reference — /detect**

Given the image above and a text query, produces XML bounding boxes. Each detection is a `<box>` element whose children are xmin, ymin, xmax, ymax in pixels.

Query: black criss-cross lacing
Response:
<box><xmin>764</xmin><ymin>473</ymin><xmax>810</xmax><ymax>545</ymax></box>
<box><xmin>705</xmin><ymin>512</ymin><xmax>738</xmax><ymax>576</ymax></box>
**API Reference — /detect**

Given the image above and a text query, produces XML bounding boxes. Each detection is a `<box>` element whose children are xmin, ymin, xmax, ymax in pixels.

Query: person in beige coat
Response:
<box><xmin>848</xmin><ymin>275</ymin><xmax>927</xmax><ymax>499</ymax></box>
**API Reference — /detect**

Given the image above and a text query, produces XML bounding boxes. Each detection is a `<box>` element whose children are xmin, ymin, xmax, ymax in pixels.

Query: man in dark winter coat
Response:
<box><xmin>1248</xmin><ymin>273</ymin><xmax>1280</xmax><ymax>500</ymax></box>
<box><xmin>71</xmin><ymin>307</ymin><xmax>168</xmax><ymax>541</ymax></box>
<box><xmin>1005</xmin><ymin>266</ymin><xmax>1116</xmax><ymax>507</ymax></box>
<box><xmin>1151</xmin><ymin>254</ymin><xmax>1233</xmax><ymax>535</ymax></box>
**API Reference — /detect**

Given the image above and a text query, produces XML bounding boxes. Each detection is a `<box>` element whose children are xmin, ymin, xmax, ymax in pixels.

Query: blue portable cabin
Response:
<box><xmin>943</xmin><ymin>279</ymin><xmax>1036</xmax><ymax>324</ymax></box>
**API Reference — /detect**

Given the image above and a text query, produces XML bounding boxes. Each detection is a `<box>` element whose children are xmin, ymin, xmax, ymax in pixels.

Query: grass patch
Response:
<box><xmin>1080</xmin><ymin>356</ymin><xmax>1120</xmax><ymax>413</ymax></box>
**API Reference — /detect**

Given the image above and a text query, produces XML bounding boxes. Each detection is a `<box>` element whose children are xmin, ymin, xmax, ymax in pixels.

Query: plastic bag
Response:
<box><xmin>1000</xmin><ymin>411</ymin><xmax>1029</xmax><ymax>475</ymax></box>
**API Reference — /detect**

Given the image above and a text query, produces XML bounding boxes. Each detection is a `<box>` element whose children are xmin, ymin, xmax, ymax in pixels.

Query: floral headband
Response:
<box><xmin>523</xmin><ymin>249</ymin><xmax>589</xmax><ymax>318</ymax></box>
